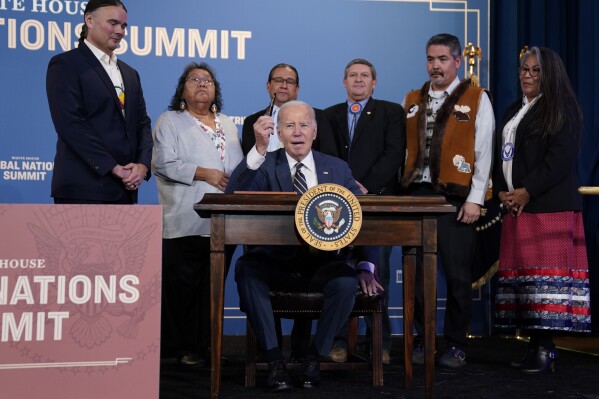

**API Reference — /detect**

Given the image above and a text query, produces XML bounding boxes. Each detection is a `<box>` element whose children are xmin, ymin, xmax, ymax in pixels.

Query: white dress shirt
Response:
<box><xmin>85</xmin><ymin>39</ymin><xmax>125</xmax><ymax>115</ymax></box>
<box><xmin>286</xmin><ymin>151</ymin><xmax>318</xmax><ymax>189</ymax></box>
<box><xmin>246</xmin><ymin>149</ymin><xmax>318</xmax><ymax>189</ymax></box>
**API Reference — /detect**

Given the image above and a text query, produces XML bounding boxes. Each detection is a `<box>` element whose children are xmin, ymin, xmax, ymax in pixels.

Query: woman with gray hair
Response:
<box><xmin>152</xmin><ymin>62</ymin><xmax>243</xmax><ymax>366</ymax></box>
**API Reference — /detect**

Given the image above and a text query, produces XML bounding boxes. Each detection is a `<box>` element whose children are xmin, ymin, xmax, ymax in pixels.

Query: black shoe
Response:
<box><xmin>412</xmin><ymin>340</ymin><xmax>425</xmax><ymax>366</ymax></box>
<box><xmin>437</xmin><ymin>346</ymin><xmax>466</xmax><ymax>369</ymax></box>
<box><xmin>301</xmin><ymin>357</ymin><xmax>321</xmax><ymax>389</ymax></box>
<box><xmin>267</xmin><ymin>360</ymin><xmax>293</xmax><ymax>392</ymax></box>
<box><xmin>520</xmin><ymin>346</ymin><xmax>557</xmax><ymax>374</ymax></box>
<box><xmin>510</xmin><ymin>347</ymin><xmax>535</xmax><ymax>368</ymax></box>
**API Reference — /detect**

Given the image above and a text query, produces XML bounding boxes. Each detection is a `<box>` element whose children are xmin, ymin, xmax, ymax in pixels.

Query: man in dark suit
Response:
<box><xmin>227</xmin><ymin>101</ymin><xmax>382</xmax><ymax>391</ymax></box>
<box><xmin>321</xmin><ymin>58</ymin><xmax>405</xmax><ymax>195</ymax></box>
<box><xmin>241</xmin><ymin>63</ymin><xmax>331</xmax><ymax>155</ymax></box>
<box><xmin>241</xmin><ymin>63</ymin><xmax>331</xmax><ymax>363</ymax></box>
<box><xmin>46</xmin><ymin>0</ymin><xmax>152</xmax><ymax>204</ymax></box>
<box><xmin>321</xmin><ymin>58</ymin><xmax>406</xmax><ymax>363</ymax></box>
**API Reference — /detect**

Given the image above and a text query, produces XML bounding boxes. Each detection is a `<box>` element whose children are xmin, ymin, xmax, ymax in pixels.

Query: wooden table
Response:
<box><xmin>195</xmin><ymin>194</ymin><xmax>455</xmax><ymax>399</ymax></box>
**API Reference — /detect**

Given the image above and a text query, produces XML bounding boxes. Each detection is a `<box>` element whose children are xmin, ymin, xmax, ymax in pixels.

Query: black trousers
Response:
<box><xmin>160</xmin><ymin>236</ymin><xmax>234</xmax><ymax>358</ymax></box>
<box><xmin>406</xmin><ymin>184</ymin><xmax>477</xmax><ymax>347</ymax></box>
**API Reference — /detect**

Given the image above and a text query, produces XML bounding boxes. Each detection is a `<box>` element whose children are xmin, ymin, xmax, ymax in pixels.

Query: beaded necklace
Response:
<box><xmin>189</xmin><ymin>112</ymin><xmax>226</xmax><ymax>165</ymax></box>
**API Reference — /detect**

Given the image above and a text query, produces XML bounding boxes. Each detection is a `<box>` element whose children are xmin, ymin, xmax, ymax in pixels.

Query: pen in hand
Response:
<box><xmin>265</xmin><ymin>93</ymin><xmax>276</xmax><ymax>135</ymax></box>
<box><xmin>267</xmin><ymin>93</ymin><xmax>276</xmax><ymax>117</ymax></box>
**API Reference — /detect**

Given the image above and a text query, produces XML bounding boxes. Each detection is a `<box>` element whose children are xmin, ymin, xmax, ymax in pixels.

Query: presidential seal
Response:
<box><xmin>295</xmin><ymin>183</ymin><xmax>362</xmax><ymax>251</ymax></box>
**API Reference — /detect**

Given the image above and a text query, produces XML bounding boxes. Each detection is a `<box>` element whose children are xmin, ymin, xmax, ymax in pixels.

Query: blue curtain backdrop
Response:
<box><xmin>491</xmin><ymin>0</ymin><xmax>599</xmax><ymax>332</ymax></box>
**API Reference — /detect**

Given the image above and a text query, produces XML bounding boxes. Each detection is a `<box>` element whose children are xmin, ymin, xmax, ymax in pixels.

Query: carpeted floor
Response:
<box><xmin>159</xmin><ymin>335</ymin><xmax>599</xmax><ymax>399</ymax></box>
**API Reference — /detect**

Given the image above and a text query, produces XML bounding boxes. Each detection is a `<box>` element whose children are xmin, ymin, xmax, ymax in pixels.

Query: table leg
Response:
<box><xmin>423</xmin><ymin>253</ymin><xmax>436</xmax><ymax>399</ymax></box>
<box><xmin>210</xmin><ymin>215</ymin><xmax>226</xmax><ymax>399</ymax></box>
<box><xmin>402</xmin><ymin>248</ymin><xmax>416</xmax><ymax>389</ymax></box>
<box><xmin>423</xmin><ymin>217</ymin><xmax>437</xmax><ymax>399</ymax></box>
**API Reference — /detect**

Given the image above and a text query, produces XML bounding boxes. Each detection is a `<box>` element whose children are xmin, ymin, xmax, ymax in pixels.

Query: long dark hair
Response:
<box><xmin>79</xmin><ymin>0</ymin><xmax>127</xmax><ymax>44</ymax></box>
<box><xmin>521</xmin><ymin>46</ymin><xmax>582</xmax><ymax>139</ymax></box>
<box><xmin>168</xmin><ymin>62</ymin><xmax>223</xmax><ymax>113</ymax></box>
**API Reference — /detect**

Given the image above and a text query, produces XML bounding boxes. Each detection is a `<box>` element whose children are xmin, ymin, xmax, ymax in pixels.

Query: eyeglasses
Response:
<box><xmin>518</xmin><ymin>66</ymin><xmax>540</xmax><ymax>78</ymax></box>
<box><xmin>271</xmin><ymin>77</ymin><xmax>297</xmax><ymax>87</ymax></box>
<box><xmin>186</xmin><ymin>76</ymin><xmax>214</xmax><ymax>86</ymax></box>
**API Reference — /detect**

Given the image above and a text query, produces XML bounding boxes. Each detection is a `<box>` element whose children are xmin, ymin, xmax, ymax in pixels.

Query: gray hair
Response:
<box><xmin>344</xmin><ymin>58</ymin><xmax>377</xmax><ymax>80</ymax></box>
<box><xmin>278</xmin><ymin>100</ymin><xmax>317</xmax><ymax>126</ymax></box>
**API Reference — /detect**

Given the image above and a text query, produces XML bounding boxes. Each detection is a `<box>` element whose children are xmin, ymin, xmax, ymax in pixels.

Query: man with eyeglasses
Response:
<box><xmin>321</xmin><ymin>58</ymin><xmax>406</xmax><ymax>365</ymax></box>
<box><xmin>240</xmin><ymin>63</ymin><xmax>332</xmax><ymax>364</ymax></box>
<box><xmin>46</xmin><ymin>0</ymin><xmax>152</xmax><ymax>204</ymax></box>
<box><xmin>400</xmin><ymin>33</ymin><xmax>494</xmax><ymax>369</ymax></box>
<box><xmin>241</xmin><ymin>63</ymin><xmax>331</xmax><ymax>156</ymax></box>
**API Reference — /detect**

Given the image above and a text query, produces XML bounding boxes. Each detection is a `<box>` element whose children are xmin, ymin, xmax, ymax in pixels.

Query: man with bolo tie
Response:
<box><xmin>321</xmin><ymin>58</ymin><xmax>406</xmax><ymax>363</ymax></box>
<box><xmin>226</xmin><ymin>100</ymin><xmax>383</xmax><ymax>391</ymax></box>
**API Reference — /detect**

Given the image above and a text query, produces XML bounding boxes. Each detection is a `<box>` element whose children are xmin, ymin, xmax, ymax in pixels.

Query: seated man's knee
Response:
<box><xmin>325</xmin><ymin>275</ymin><xmax>358</xmax><ymax>298</ymax></box>
<box><xmin>234</xmin><ymin>256</ymin><xmax>261</xmax><ymax>283</ymax></box>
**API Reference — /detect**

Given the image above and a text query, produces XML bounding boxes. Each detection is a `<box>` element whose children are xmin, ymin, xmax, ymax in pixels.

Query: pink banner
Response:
<box><xmin>0</xmin><ymin>204</ymin><xmax>162</xmax><ymax>399</ymax></box>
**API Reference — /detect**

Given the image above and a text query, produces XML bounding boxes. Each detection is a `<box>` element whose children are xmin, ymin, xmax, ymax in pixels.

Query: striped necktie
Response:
<box><xmin>293</xmin><ymin>163</ymin><xmax>308</xmax><ymax>194</ymax></box>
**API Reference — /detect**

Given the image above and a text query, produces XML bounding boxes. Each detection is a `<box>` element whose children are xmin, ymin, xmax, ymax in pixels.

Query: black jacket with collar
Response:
<box><xmin>492</xmin><ymin>99</ymin><xmax>582</xmax><ymax>213</ymax></box>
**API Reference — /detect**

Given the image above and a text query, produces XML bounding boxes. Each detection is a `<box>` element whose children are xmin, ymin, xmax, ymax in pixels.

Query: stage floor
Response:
<box><xmin>159</xmin><ymin>335</ymin><xmax>599</xmax><ymax>399</ymax></box>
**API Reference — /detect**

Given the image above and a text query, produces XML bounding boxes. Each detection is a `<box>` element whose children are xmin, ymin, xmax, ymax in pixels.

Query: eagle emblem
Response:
<box><xmin>453</xmin><ymin>104</ymin><xmax>471</xmax><ymax>121</ymax></box>
<box><xmin>314</xmin><ymin>200</ymin><xmax>345</xmax><ymax>235</ymax></box>
<box><xmin>26</xmin><ymin>206</ymin><xmax>160</xmax><ymax>349</ymax></box>
<box><xmin>295</xmin><ymin>184</ymin><xmax>362</xmax><ymax>250</ymax></box>
<box><xmin>407</xmin><ymin>104</ymin><xmax>419</xmax><ymax>118</ymax></box>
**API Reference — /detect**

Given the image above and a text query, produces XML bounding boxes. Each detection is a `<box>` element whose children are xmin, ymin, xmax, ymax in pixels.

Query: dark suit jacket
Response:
<box><xmin>46</xmin><ymin>42</ymin><xmax>153</xmax><ymax>202</ymax></box>
<box><xmin>240</xmin><ymin>107</ymin><xmax>330</xmax><ymax>155</ymax></box>
<box><xmin>492</xmin><ymin>100</ymin><xmax>582</xmax><ymax>213</ymax></box>
<box><xmin>321</xmin><ymin>98</ymin><xmax>406</xmax><ymax>195</ymax></box>
<box><xmin>226</xmin><ymin>149</ymin><xmax>377</xmax><ymax>265</ymax></box>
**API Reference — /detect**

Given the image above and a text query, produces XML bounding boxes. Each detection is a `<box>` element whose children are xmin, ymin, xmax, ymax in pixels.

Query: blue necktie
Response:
<box><xmin>293</xmin><ymin>163</ymin><xmax>308</xmax><ymax>194</ymax></box>
<box><xmin>348</xmin><ymin>102</ymin><xmax>362</xmax><ymax>141</ymax></box>
<box><xmin>349</xmin><ymin>113</ymin><xmax>357</xmax><ymax>141</ymax></box>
